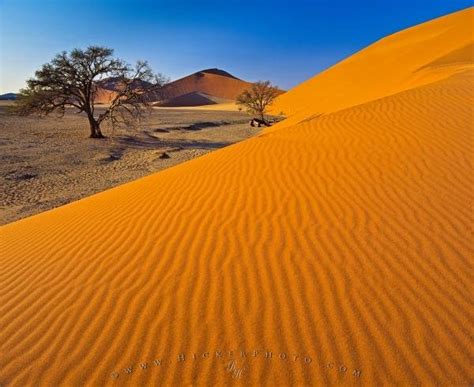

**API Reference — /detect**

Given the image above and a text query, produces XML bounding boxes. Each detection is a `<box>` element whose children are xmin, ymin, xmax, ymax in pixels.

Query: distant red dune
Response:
<box><xmin>93</xmin><ymin>87</ymin><xmax>118</xmax><ymax>104</ymax></box>
<box><xmin>150</xmin><ymin>68</ymin><xmax>253</xmax><ymax>106</ymax></box>
<box><xmin>93</xmin><ymin>68</ymin><xmax>254</xmax><ymax>107</ymax></box>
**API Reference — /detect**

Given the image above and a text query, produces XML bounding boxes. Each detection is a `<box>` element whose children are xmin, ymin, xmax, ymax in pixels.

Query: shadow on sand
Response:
<box><xmin>154</xmin><ymin>120</ymin><xmax>234</xmax><ymax>132</ymax></box>
<box><xmin>101</xmin><ymin>133</ymin><xmax>233</xmax><ymax>163</ymax></box>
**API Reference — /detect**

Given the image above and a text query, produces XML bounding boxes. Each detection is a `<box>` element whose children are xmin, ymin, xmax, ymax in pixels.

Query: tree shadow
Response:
<box><xmin>154</xmin><ymin>120</ymin><xmax>233</xmax><ymax>132</ymax></box>
<box><xmin>100</xmin><ymin>147</ymin><xmax>126</xmax><ymax>162</ymax></box>
<box><xmin>113</xmin><ymin>134</ymin><xmax>232</xmax><ymax>151</ymax></box>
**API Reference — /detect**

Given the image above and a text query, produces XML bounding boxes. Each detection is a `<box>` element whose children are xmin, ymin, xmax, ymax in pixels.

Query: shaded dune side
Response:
<box><xmin>1</xmin><ymin>70</ymin><xmax>473</xmax><ymax>385</ymax></box>
<box><xmin>417</xmin><ymin>41</ymin><xmax>474</xmax><ymax>70</ymax></box>
<box><xmin>157</xmin><ymin>92</ymin><xmax>233</xmax><ymax>107</ymax></box>
<box><xmin>269</xmin><ymin>7</ymin><xmax>474</xmax><ymax>130</ymax></box>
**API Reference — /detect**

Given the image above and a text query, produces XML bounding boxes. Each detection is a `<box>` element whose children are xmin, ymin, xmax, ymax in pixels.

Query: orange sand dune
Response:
<box><xmin>270</xmin><ymin>7</ymin><xmax>474</xmax><ymax>130</ymax></box>
<box><xmin>93</xmin><ymin>87</ymin><xmax>119</xmax><ymax>104</ymax></box>
<box><xmin>153</xmin><ymin>101</ymin><xmax>241</xmax><ymax>112</ymax></box>
<box><xmin>1</xmin><ymin>9</ymin><xmax>473</xmax><ymax>386</ymax></box>
<box><xmin>157</xmin><ymin>91</ymin><xmax>234</xmax><ymax>107</ymax></box>
<box><xmin>151</xmin><ymin>68</ymin><xmax>253</xmax><ymax>106</ymax></box>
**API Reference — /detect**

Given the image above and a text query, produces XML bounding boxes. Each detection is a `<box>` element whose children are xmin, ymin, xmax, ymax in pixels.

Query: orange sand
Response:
<box><xmin>153</xmin><ymin>102</ymin><xmax>241</xmax><ymax>111</ymax></box>
<box><xmin>94</xmin><ymin>87</ymin><xmax>119</xmax><ymax>104</ymax></box>
<box><xmin>270</xmin><ymin>7</ymin><xmax>474</xmax><ymax>130</ymax></box>
<box><xmin>1</xmin><ymin>8</ymin><xmax>473</xmax><ymax>385</ymax></box>
<box><xmin>151</xmin><ymin>69</ymin><xmax>253</xmax><ymax>106</ymax></box>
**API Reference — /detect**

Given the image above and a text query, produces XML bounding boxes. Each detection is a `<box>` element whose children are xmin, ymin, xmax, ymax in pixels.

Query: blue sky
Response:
<box><xmin>0</xmin><ymin>0</ymin><xmax>472</xmax><ymax>92</ymax></box>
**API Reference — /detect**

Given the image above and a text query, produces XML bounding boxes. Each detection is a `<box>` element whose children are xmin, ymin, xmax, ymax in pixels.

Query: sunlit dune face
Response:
<box><xmin>1</xmin><ymin>7</ymin><xmax>473</xmax><ymax>386</ymax></box>
<box><xmin>269</xmin><ymin>7</ymin><xmax>474</xmax><ymax>130</ymax></box>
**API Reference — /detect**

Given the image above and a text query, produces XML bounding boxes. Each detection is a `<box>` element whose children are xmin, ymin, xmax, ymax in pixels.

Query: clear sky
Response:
<box><xmin>0</xmin><ymin>0</ymin><xmax>472</xmax><ymax>93</ymax></box>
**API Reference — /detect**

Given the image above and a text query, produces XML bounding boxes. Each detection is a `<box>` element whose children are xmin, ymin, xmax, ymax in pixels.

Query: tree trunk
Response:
<box><xmin>87</xmin><ymin>114</ymin><xmax>104</xmax><ymax>138</ymax></box>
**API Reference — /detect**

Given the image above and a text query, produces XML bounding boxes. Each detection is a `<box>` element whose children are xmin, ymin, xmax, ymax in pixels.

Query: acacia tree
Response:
<box><xmin>236</xmin><ymin>80</ymin><xmax>280</xmax><ymax>124</ymax></box>
<box><xmin>14</xmin><ymin>46</ymin><xmax>167</xmax><ymax>138</ymax></box>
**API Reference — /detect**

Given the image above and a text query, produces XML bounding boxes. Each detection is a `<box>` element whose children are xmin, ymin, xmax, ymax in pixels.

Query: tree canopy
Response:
<box><xmin>14</xmin><ymin>46</ymin><xmax>167</xmax><ymax>138</ymax></box>
<box><xmin>236</xmin><ymin>81</ymin><xmax>280</xmax><ymax>123</ymax></box>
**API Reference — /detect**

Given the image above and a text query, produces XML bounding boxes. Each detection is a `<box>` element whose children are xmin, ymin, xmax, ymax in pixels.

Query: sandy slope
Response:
<box><xmin>157</xmin><ymin>92</ymin><xmax>234</xmax><ymax>107</ymax></box>
<box><xmin>94</xmin><ymin>87</ymin><xmax>119</xmax><ymax>104</ymax></box>
<box><xmin>153</xmin><ymin>102</ymin><xmax>241</xmax><ymax>111</ymax></box>
<box><xmin>1</xmin><ymin>8</ymin><xmax>473</xmax><ymax>386</ymax></box>
<box><xmin>270</xmin><ymin>7</ymin><xmax>474</xmax><ymax>129</ymax></box>
<box><xmin>151</xmin><ymin>69</ymin><xmax>253</xmax><ymax>106</ymax></box>
<box><xmin>0</xmin><ymin>108</ymin><xmax>255</xmax><ymax>224</ymax></box>
<box><xmin>94</xmin><ymin>69</ymin><xmax>252</xmax><ymax>107</ymax></box>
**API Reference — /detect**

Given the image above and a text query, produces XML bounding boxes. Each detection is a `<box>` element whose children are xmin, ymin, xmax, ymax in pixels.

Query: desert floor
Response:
<box><xmin>0</xmin><ymin>103</ymin><xmax>259</xmax><ymax>224</ymax></box>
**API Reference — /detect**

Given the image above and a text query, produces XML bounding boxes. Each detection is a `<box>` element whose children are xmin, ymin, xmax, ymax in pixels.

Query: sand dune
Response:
<box><xmin>94</xmin><ymin>78</ymin><xmax>153</xmax><ymax>104</ymax></box>
<box><xmin>1</xmin><ymin>8</ymin><xmax>473</xmax><ymax>386</ymax></box>
<box><xmin>93</xmin><ymin>69</ymin><xmax>254</xmax><ymax>108</ymax></box>
<box><xmin>151</xmin><ymin>68</ymin><xmax>253</xmax><ymax>106</ymax></box>
<box><xmin>157</xmin><ymin>91</ymin><xmax>234</xmax><ymax>107</ymax></box>
<box><xmin>93</xmin><ymin>87</ymin><xmax>119</xmax><ymax>104</ymax></box>
<box><xmin>270</xmin><ymin>7</ymin><xmax>474</xmax><ymax>129</ymax></box>
<box><xmin>153</xmin><ymin>102</ymin><xmax>240</xmax><ymax>112</ymax></box>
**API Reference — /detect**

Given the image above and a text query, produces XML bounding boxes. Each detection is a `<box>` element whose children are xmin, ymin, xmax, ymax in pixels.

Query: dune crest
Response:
<box><xmin>269</xmin><ymin>7</ymin><xmax>474</xmax><ymax>129</ymax></box>
<box><xmin>1</xmin><ymin>8</ymin><xmax>473</xmax><ymax>386</ymax></box>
